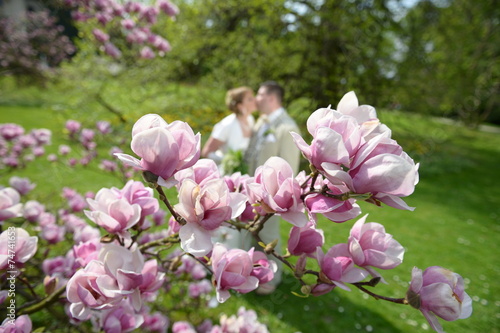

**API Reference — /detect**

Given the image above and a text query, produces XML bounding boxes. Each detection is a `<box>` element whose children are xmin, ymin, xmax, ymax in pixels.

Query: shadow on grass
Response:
<box><xmin>243</xmin><ymin>274</ymin><xmax>402</xmax><ymax>333</ymax></box>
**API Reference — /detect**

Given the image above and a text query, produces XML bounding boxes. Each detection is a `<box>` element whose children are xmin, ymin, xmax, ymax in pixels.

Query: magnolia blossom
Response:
<box><xmin>175</xmin><ymin>178</ymin><xmax>246</xmax><ymax>256</ymax></box>
<box><xmin>120</xmin><ymin>180</ymin><xmax>159</xmax><ymax>225</ymax></box>
<box><xmin>224</xmin><ymin>172</ymin><xmax>255</xmax><ymax>222</ymax></box>
<box><xmin>172</xmin><ymin>321</ymin><xmax>197</xmax><ymax>333</ymax></box>
<box><xmin>141</xmin><ymin>312</ymin><xmax>169</xmax><ymax>333</ymax></box>
<box><xmin>174</xmin><ymin>158</ymin><xmax>221</xmax><ymax>189</ymax></box>
<box><xmin>347</xmin><ymin>214</ymin><xmax>404</xmax><ymax>273</ymax></box>
<box><xmin>67</xmin><ymin>243</ymin><xmax>162</xmax><ymax>320</ymax></box>
<box><xmin>0</xmin><ymin>187</ymin><xmax>23</xmax><ymax>222</ymax></box>
<box><xmin>0</xmin><ymin>314</ymin><xmax>32</xmax><ymax>333</ymax></box>
<box><xmin>85</xmin><ymin>188</ymin><xmax>141</xmax><ymax>236</ymax></box>
<box><xmin>0</xmin><ymin>123</ymin><xmax>24</xmax><ymax>140</ymax></box>
<box><xmin>115</xmin><ymin>114</ymin><xmax>201</xmax><ymax>187</ymax></box>
<box><xmin>246</xmin><ymin>156</ymin><xmax>307</xmax><ymax>227</ymax></box>
<box><xmin>336</xmin><ymin>91</ymin><xmax>391</xmax><ymax>140</ymax></box>
<box><xmin>316</xmin><ymin>245</ymin><xmax>368</xmax><ymax>291</ymax></box>
<box><xmin>211</xmin><ymin>244</ymin><xmax>261</xmax><ymax>303</ymax></box>
<box><xmin>99</xmin><ymin>300</ymin><xmax>144</xmax><ymax>333</ymax></box>
<box><xmin>303</xmin><ymin>173</ymin><xmax>361</xmax><ymax>223</ymax></box>
<box><xmin>23</xmin><ymin>200</ymin><xmax>45</xmax><ymax>222</ymax></box>
<box><xmin>66</xmin><ymin>260</ymin><xmax>120</xmax><ymax>320</ymax></box>
<box><xmin>211</xmin><ymin>307</ymin><xmax>269</xmax><ymax>333</ymax></box>
<box><xmin>8</xmin><ymin>176</ymin><xmax>36</xmax><ymax>195</ymax></box>
<box><xmin>291</xmin><ymin>108</ymin><xmax>361</xmax><ymax>170</ymax></box>
<box><xmin>68</xmin><ymin>239</ymin><xmax>102</xmax><ymax>271</ymax></box>
<box><xmin>407</xmin><ymin>266</ymin><xmax>472</xmax><ymax>333</ymax></box>
<box><xmin>344</xmin><ymin>134</ymin><xmax>419</xmax><ymax>210</ymax></box>
<box><xmin>287</xmin><ymin>221</ymin><xmax>324</xmax><ymax>257</ymax></box>
<box><xmin>65</xmin><ymin>119</ymin><xmax>81</xmax><ymax>135</ymax></box>
<box><xmin>0</xmin><ymin>227</ymin><xmax>38</xmax><ymax>270</ymax></box>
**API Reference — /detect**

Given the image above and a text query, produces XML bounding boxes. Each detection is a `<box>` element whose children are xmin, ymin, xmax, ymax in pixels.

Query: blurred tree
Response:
<box><xmin>160</xmin><ymin>0</ymin><xmax>401</xmax><ymax>119</ymax></box>
<box><xmin>394</xmin><ymin>0</ymin><xmax>499</xmax><ymax>127</ymax></box>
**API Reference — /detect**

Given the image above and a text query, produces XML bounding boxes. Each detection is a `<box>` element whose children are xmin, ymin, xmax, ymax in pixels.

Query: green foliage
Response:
<box><xmin>394</xmin><ymin>0</ymin><xmax>500</xmax><ymax>127</ymax></box>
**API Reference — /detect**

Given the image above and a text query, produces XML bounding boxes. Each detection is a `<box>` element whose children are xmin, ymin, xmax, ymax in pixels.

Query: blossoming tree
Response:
<box><xmin>0</xmin><ymin>91</ymin><xmax>472</xmax><ymax>332</ymax></box>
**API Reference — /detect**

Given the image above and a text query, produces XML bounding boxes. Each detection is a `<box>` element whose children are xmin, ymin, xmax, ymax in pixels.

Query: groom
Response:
<box><xmin>245</xmin><ymin>81</ymin><xmax>301</xmax><ymax>175</ymax></box>
<box><xmin>244</xmin><ymin>81</ymin><xmax>301</xmax><ymax>292</ymax></box>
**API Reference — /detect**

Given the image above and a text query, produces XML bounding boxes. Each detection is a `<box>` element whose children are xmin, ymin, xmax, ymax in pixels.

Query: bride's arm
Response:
<box><xmin>201</xmin><ymin>136</ymin><xmax>225</xmax><ymax>158</ymax></box>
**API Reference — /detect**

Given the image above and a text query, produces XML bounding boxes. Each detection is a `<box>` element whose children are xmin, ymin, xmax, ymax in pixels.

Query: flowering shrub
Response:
<box><xmin>0</xmin><ymin>92</ymin><xmax>472</xmax><ymax>332</ymax></box>
<box><xmin>65</xmin><ymin>0</ymin><xmax>178</xmax><ymax>59</ymax></box>
<box><xmin>0</xmin><ymin>10</ymin><xmax>75</xmax><ymax>80</ymax></box>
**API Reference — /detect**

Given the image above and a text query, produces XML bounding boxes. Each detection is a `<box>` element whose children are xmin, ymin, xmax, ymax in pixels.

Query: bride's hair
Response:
<box><xmin>226</xmin><ymin>86</ymin><xmax>253</xmax><ymax>115</ymax></box>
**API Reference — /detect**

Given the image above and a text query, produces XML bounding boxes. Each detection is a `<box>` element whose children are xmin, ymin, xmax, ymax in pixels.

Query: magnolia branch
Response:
<box><xmin>18</xmin><ymin>285</ymin><xmax>67</xmax><ymax>315</ymax></box>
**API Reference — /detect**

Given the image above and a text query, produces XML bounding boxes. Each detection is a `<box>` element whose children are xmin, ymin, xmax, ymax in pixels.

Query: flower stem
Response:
<box><xmin>17</xmin><ymin>284</ymin><xmax>67</xmax><ymax>315</ymax></box>
<box><xmin>154</xmin><ymin>185</ymin><xmax>186</xmax><ymax>225</ymax></box>
<box><xmin>351</xmin><ymin>282</ymin><xmax>408</xmax><ymax>304</ymax></box>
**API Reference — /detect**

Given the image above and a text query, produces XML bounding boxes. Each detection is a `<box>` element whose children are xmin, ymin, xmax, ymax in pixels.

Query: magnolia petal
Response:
<box><xmin>337</xmin><ymin>91</ymin><xmax>359</xmax><ymax>115</ymax></box>
<box><xmin>179</xmin><ymin>223</ymin><xmax>213</xmax><ymax>257</ymax></box>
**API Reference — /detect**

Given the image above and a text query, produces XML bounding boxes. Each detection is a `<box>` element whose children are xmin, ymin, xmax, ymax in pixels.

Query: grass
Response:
<box><xmin>1</xmin><ymin>82</ymin><xmax>499</xmax><ymax>333</ymax></box>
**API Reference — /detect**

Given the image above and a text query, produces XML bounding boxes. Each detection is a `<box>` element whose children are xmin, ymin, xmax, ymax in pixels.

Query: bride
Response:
<box><xmin>201</xmin><ymin>86</ymin><xmax>257</xmax><ymax>174</ymax></box>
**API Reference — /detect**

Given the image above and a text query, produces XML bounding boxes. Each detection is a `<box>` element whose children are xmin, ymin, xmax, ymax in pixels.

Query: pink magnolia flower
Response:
<box><xmin>224</xmin><ymin>172</ymin><xmax>254</xmax><ymax>223</ymax></box>
<box><xmin>92</xmin><ymin>28</ymin><xmax>109</xmax><ymax>43</ymax></box>
<box><xmin>188</xmin><ymin>279</ymin><xmax>212</xmax><ymax>298</ymax></box>
<box><xmin>97</xmin><ymin>244</ymin><xmax>145</xmax><ymax>308</ymax></box>
<box><xmin>121</xmin><ymin>18</ymin><xmax>135</xmax><ymax>29</ymax></box>
<box><xmin>59</xmin><ymin>144</ymin><xmax>71</xmax><ymax>155</ymax></box>
<box><xmin>287</xmin><ymin>221</ymin><xmax>324</xmax><ymax>257</ymax></box>
<box><xmin>0</xmin><ymin>314</ymin><xmax>32</xmax><ymax>333</ymax></box>
<box><xmin>85</xmin><ymin>187</ymin><xmax>142</xmax><ymax>236</ymax></box>
<box><xmin>211</xmin><ymin>243</ymin><xmax>260</xmax><ymax>303</ymax></box>
<box><xmin>30</xmin><ymin>128</ymin><xmax>51</xmax><ymax>145</ymax></box>
<box><xmin>316</xmin><ymin>245</ymin><xmax>368</xmax><ymax>291</ymax></box>
<box><xmin>291</xmin><ymin>107</ymin><xmax>361</xmax><ymax>170</ymax></box>
<box><xmin>8</xmin><ymin>176</ymin><xmax>36</xmax><ymax>195</ymax></box>
<box><xmin>250</xmin><ymin>250</ymin><xmax>276</xmax><ymax>285</ymax></box>
<box><xmin>175</xmin><ymin>158</ymin><xmax>221</xmax><ymax>189</ymax></box>
<box><xmin>407</xmin><ymin>266</ymin><xmax>472</xmax><ymax>333</ymax></box>
<box><xmin>65</xmin><ymin>120</ymin><xmax>81</xmax><ymax>135</ymax></box>
<box><xmin>41</xmin><ymin>224</ymin><xmax>66</xmax><ymax>244</ymax></box>
<box><xmin>96</xmin><ymin>120</ymin><xmax>112</xmax><ymax>134</ymax></box>
<box><xmin>120</xmin><ymin>180</ymin><xmax>159</xmax><ymax>224</ymax></box>
<box><xmin>175</xmin><ymin>178</ymin><xmax>247</xmax><ymax>256</ymax></box>
<box><xmin>66</xmin><ymin>260</ymin><xmax>120</xmax><ymax>320</ymax></box>
<box><xmin>212</xmin><ymin>307</ymin><xmax>269</xmax><ymax>333</ymax></box>
<box><xmin>140</xmin><ymin>46</ymin><xmax>155</xmax><ymax>59</ymax></box>
<box><xmin>141</xmin><ymin>312</ymin><xmax>169</xmax><ymax>333</ymax></box>
<box><xmin>175</xmin><ymin>254</ymin><xmax>207</xmax><ymax>280</ymax></box>
<box><xmin>152</xmin><ymin>35</ymin><xmax>171</xmax><ymax>53</ymax></box>
<box><xmin>23</xmin><ymin>200</ymin><xmax>45</xmax><ymax>222</ymax></box>
<box><xmin>246</xmin><ymin>156</ymin><xmax>308</xmax><ymax>227</ymax></box>
<box><xmin>172</xmin><ymin>321</ymin><xmax>197</xmax><ymax>333</ymax></box>
<box><xmin>139</xmin><ymin>259</ymin><xmax>166</xmax><ymax>301</ymax></box>
<box><xmin>157</xmin><ymin>0</ymin><xmax>179</xmax><ymax>17</ymax></box>
<box><xmin>0</xmin><ymin>228</ymin><xmax>38</xmax><ymax>270</ymax></box>
<box><xmin>69</xmin><ymin>238</ymin><xmax>102</xmax><ymax>270</ymax></box>
<box><xmin>99</xmin><ymin>300</ymin><xmax>145</xmax><ymax>333</ymax></box>
<box><xmin>67</xmin><ymin>243</ymin><xmax>148</xmax><ymax>320</ymax></box>
<box><xmin>0</xmin><ymin>187</ymin><xmax>23</xmax><ymax>222</ymax></box>
<box><xmin>324</xmin><ymin>133</ymin><xmax>419</xmax><ymax>211</ymax></box>
<box><xmin>103</xmin><ymin>42</ymin><xmax>122</xmax><ymax>58</ymax></box>
<box><xmin>115</xmin><ymin>114</ymin><xmax>201</xmax><ymax>187</ymax></box>
<box><xmin>42</xmin><ymin>256</ymin><xmax>68</xmax><ymax>276</ymax></box>
<box><xmin>80</xmin><ymin>128</ymin><xmax>95</xmax><ymax>143</ymax></box>
<box><xmin>302</xmin><ymin>173</ymin><xmax>361</xmax><ymax>223</ymax></box>
<box><xmin>347</xmin><ymin>214</ymin><xmax>404</xmax><ymax>274</ymax></box>
<box><xmin>0</xmin><ymin>123</ymin><xmax>24</xmax><ymax>140</ymax></box>
<box><xmin>336</xmin><ymin>91</ymin><xmax>391</xmax><ymax>141</ymax></box>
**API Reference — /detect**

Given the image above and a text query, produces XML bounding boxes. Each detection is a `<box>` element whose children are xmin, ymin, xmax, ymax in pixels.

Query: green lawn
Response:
<box><xmin>1</xmin><ymin>88</ymin><xmax>499</xmax><ymax>332</ymax></box>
